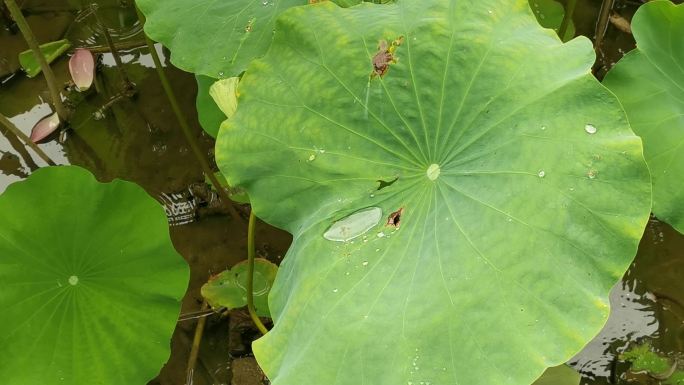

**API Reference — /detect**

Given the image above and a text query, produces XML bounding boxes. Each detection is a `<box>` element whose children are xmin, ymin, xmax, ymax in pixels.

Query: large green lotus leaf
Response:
<box><xmin>602</xmin><ymin>1</ymin><xmax>684</xmax><ymax>234</ymax></box>
<box><xmin>532</xmin><ymin>365</ymin><xmax>581</xmax><ymax>385</ymax></box>
<box><xmin>215</xmin><ymin>1</ymin><xmax>651</xmax><ymax>384</ymax></box>
<box><xmin>0</xmin><ymin>166</ymin><xmax>189</xmax><ymax>384</ymax></box>
<box><xmin>137</xmin><ymin>0</ymin><xmax>363</xmax><ymax>78</ymax></box>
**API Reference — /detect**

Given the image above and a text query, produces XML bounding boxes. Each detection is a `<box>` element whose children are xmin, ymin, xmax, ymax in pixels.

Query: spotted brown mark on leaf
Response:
<box><xmin>371</xmin><ymin>36</ymin><xmax>404</xmax><ymax>79</ymax></box>
<box><xmin>386</xmin><ymin>207</ymin><xmax>403</xmax><ymax>228</ymax></box>
<box><xmin>245</xmin><ymin>17</ymin><xmax>256</xmax><ymax>32</ymax></box>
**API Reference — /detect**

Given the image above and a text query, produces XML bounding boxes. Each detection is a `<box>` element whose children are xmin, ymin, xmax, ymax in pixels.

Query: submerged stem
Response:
<box><xmin>592</xmin><ymin>0</ymin><xmax>615</xmax><ymax>76</ymax></box>
<box><xmin>135</xmin><ymin>6</ymin><xmax>242</xmax><ymax>223</ymax></box>
<box><xmin>0</xmin><ymin>113</ymin><xmax>57</xmax><ymax>166</ymax></box>
<box><xmin>247</xmin><ymin>210</ymin><xmax>268</xmax><ymax>335</ymax></box>
<box><xmin>4</xmin><ymin>0</ymin><xmax>68</xmax><ymax>120</ymax></box>
<box><xmin>558</xmin><ymin>0</ymin><xmax>577</xmax><ymax>40</ymax></box>
<box><xmin>186</xmin><ymin>300</ymin><xmax>209</xmax><ymax>385</ymax></box>
<box><xmin>89</xmin><ymin>4</ymin><xmax>134</xmax><ymax>92</ymax></box>
<box><xmin>595</xmin><ymin>0</ymin><xmax>615</xmax><ymax>52</ymax></box>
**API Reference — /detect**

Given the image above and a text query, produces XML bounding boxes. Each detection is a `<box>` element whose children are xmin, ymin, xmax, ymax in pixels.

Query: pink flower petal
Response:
<box><xmin>30</xmin><ymin>112</ymin><xmax>60</xmax><ymax>143</ymax></box>
<box><xmin>69</xmin><ymin>48</ymin><xmax>95</xmax><ymax>91</ymax></box>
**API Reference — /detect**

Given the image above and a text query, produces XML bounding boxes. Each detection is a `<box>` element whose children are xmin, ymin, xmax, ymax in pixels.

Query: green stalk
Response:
<box><xmin>186</xmin><ymin>300</ymin><xmax>209</xmax><ymax>385</ymax></box>
<box><xmin>558</xmin><ymin>0</ymin><xmax>577</xmax><ymax>40</ymax></box>
<box><xmin>135</xmin><ymin>6</ymin><xmax>242</xmax><ymax>223</ymax></box>
<box><xmin>247</xmin><ymin>210</ymin><xmax>268</xmax><ymax>335</ymax></box>
<box><xmin>90</xmin><ymin>4</ymin><xmax>133</xmax><ymax>92</ymax></box>
<box><xmin>594</xmin><ymin>0</ymin><xmax>615</xmax><ymax>51</ymax></box>
<box><xmin>4</xmin><ymin>0</ymin><xmax>68</xmax><ymax>120</ymax></box>
<box><xmin>0</xmin><ymin>113</ymin><xmax>57</xmax><ymax>166</ymax></box>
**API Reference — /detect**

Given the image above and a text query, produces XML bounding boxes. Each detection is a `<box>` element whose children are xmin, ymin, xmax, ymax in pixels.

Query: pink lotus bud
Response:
<box><xmin>30</xmin><ymin>112</ymin><xmax>60</xmax><ymax>143</ymax></box>
<box><xmin>69</xmin><ymin>48</ymin><xmax>95</xmax><ymax>91</ymax></box>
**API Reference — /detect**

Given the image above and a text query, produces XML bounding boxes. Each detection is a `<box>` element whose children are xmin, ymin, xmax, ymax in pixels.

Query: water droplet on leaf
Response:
<box><xmin>585</xmin><ymin>123</ymin><xmax>597</xmax><ymax>134</ymax></box>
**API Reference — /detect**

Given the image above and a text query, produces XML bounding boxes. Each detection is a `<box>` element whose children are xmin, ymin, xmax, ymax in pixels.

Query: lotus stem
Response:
<box><xmin>4</xmin><ymin>0</ymin><xmax>68</xmax><ymax>120</ymax></box>
<box><xmin>135</xmin><ymin>6</ymin><xmax>242</xmax><ymax>223</ymax></box>
<box><xmin>558</xmin><ymin>0</ymin><xmax>577</xmax><ymax>40</ymax></box>
<box><xmin>186</xmin><ymin>300</ymin><xmax>209</xmax><ymax>385</ymax></box>
<box><xmin>595</xmin><ymin>0</ymin><xmax>615</xmax><ymax>51</ymax></box>
<box><xmin>0</xmin><ymin>113</ymin><xmax>57</xmax><ymax>166</ymax></box>
<box><xmin>247</xmin><ymin>210</ymin><xmax>268</xmax><ymax>335</ymax></box>
<box><xmin>94</xmin><ymin>91</ymin><xmax>128</xmax><ymax>118</ymax></box>
<box><xmin>88</xmin><ymin>4</ymin><xmax>134</xmax><ymax>93</ymax></box>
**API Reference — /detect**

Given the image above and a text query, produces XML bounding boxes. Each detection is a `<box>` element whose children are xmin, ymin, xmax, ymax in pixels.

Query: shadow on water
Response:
<box><xmin>0</xmin><ymin>0</ymin><xmax>682</xmax><ymax>384</ymax></box>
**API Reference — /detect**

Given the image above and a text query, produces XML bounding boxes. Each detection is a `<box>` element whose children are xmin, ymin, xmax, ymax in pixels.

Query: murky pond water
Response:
<box><xmin>1</xmin><ymin>0</ymin><xmax>682</xmax><ymax>384</ymax></box>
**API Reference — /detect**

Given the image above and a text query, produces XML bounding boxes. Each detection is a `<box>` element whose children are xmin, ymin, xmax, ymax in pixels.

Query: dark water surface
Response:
<box><xmin>0</xmin><ymin>1</ymin><xmax>681</xmax><ymax>384</ymax></box>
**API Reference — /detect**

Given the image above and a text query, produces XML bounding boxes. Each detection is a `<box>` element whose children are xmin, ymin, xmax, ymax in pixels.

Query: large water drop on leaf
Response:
<box><xmin>323</xmin><ymin>207</ymin><xmax>382</xmax><ymax>242</ymax></box>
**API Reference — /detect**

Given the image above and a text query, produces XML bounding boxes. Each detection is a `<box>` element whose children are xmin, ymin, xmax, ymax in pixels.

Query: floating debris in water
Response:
<box><xmin>160</xmin><ymin>191</ymin><xmax>196</xmax><ymax>226</ymax></box>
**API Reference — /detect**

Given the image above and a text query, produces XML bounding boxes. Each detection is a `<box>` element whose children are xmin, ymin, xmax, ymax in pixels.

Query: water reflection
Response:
<box><xmin>570</xmin><ymin>279</ymin><xmax>659</xmax><ymax>379</ymax></box>
<box><xmin>571</xmin><ymin>218</ymin><xmax>684</xmax><ymax>383</ymax></box>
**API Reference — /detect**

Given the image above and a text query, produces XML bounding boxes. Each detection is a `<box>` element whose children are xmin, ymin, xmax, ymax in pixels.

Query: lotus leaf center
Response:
<box><xmin>426</xmin><ymin>164</ymin><xmax>440</xmax><ymax>181</ymax></box>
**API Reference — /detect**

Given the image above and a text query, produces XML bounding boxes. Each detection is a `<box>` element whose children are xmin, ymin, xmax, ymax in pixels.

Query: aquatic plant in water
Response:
<box><xmin>5</xmin><ymin>0</ymin><xmax>684</xmax><ymax>383</ymax></box>
<box><xmin>212</xmin><ymin>1</ymin><xmax>651</xmax><ymax>384</ymax></box>
<box><xmin>0</xmin><ymin>166</ymin><xmax>188</xmax><ymax>384</ymax></box>
<box><xmin>603</xmin><ymin>0</ymin><xmax>684</xmax><ymax>235</ymax></box>
<box><xmin>202</xmin><ymin>258</ymin><xmax>278</xmax><ymax>317</ymax></box>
